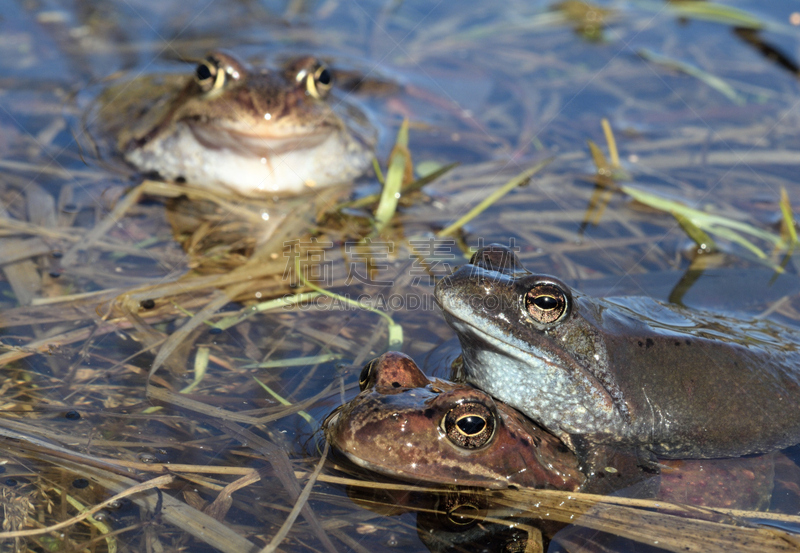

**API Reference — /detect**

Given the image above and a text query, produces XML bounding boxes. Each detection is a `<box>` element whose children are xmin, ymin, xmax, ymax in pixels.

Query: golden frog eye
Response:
<box><xmin>442</xmin><ymin>402</ymin><xmax>495</xmax><ymax>449</ymax></box>
<box><xmin>195</xmin><ymin>56</ymin><xmax>226</xmax><ymax>93</ymax></box>
<box><xmin>358</xmin><ymin>359</ymin><xmax>375</xmax><ymax>390</ymax></box>
<box><xmin>306</xmin><ymin>64</ymin><xmax>332</xmax><ymax>99</ymax></box>
<box><xmin>525</xmin><ymin>282</ymin><xmax>568</xmax><ymax>324</ymax></box>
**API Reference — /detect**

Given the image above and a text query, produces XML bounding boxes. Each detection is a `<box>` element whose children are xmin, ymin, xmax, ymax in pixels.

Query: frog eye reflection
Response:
<box><xmin>442</xmin><ymin>402</ymin><xmax>495</xmax><ymax>449</ymax></box>
<box><xmin>306</xmin><ymin>65</ymin><xmax>332</xmax><ymax>98</ymax></box>
<box><xmin>358</xmin><ymin>359</ymin><xmax>375</xmax><ymax>390</ymax></box>
<box><xmin>446</xmin><ymin>503</ymin><xmax>482</xmax><ymax>527</ymax></box>
<box><xmin>525</xmin><ymin>283</ymin><xmax>568</xmax><ymax>324</ymax></box>
<box><xmin>195</xmin><ymin>57</ymin><xmax>227</xmax><ymax>93</ymax></box>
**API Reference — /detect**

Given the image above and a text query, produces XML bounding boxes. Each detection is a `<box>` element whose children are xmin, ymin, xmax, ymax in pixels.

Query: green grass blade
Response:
<box><xmin>214</xmin><ymin>292</ymin><xmax>322</xmax><ymax>331</ymax></box>
<box><xmin>780</xmin><ymin>187</ymin><xmax>798</xmax><ymax>246</ymax></box>
<box><xmin>438</xmin><ymin>159</ymin><xmax>553</xmax><ymax>237</ymax></box>
<box><xmin>253</xmin><ymin>377</ymin><xmax>314</xmax><ymax>427</ymax></box>
<box><xmin>374</xmin><ymin>119</ymin><xmax>410</xmax><ymax>231</ymax></box>
<box><xmin>666</xmin><ymin>1</ymin><xmax>764</xmax><ymax>30</ymax></box>
<box><xmin>372</xmin><ymin>157</ymin><xmax>385</xmax><ymax>185</ymax></box>
<box><xmin>638</xmin><ymin>49</ymin><xmax>743</xmax><ymax>105</ymax></box>
<box><xmin>295</xmin><ymin>257</ymin><xmax>403</xmax><ymax>347</ymax></box>
<box><xmin>671</xmin><ymin>211</ymin><xmax>717</xmax><ymax>252</ymax></box>
<box><xmin>704</xmin><ymin>224</ymin><xmax>768</xmax><ymax>259</ymax></box>
<box><xmin>341</xmin><ymin>162</ymin><xmax>458</xmax><ymax>210</ymax></box>
<box><xmin>241</xmin><ymin>353</ymin><xmax>343</xmax><ymax>369</ymax></box>
<box><xmin>621</xmin><ymin>185</ymin><xmax>783</xmax><ymax>246</ymax></box>
<box><xmin>587</xmin><ymin>139</ymin><xmax>611</xmax><ymax>174</ymax></box>
<box><xmin>179</xmin><ymin>346</ymin><xmax>209</xmax><ymax>394</ymax></box>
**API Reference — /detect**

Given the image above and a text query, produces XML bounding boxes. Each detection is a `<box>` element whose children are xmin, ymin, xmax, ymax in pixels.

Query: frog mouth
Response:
<box><xmin>437</xmin><ymin>306</ymin><xmax>554</xmax><ymax>369</ymax></box>
<box><xmin>189</xmin><ymin>121</ymin><xmax>343</xmax><ymax>155</ymax></box>
<box><xmin>331</xmin><ymin>441</ymin><xmax>509</xmax><ymax>489</ymax></box>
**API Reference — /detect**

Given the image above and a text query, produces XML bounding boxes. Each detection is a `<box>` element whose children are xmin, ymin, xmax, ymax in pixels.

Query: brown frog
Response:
<box><xmin>91</xmin><ymin>51</ymin><xmax>375</xmax><ymax>196</ymax></box>
<box><xmin>326</xmin><ymin>351</ymin><xmax>585</xmax><ymax>491</ymax></box>
<box><xmin>325</xmin><ymin>352</ymin><xmax>777</xmax><ymax>509</ymax></box>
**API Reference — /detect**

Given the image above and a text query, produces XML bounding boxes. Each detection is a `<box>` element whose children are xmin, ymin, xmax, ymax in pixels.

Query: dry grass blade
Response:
<box><xmin>491</xmin><ymin>489</ymin><xmax>800</xmax><ymax>553</ymax></box>
<box><xmin>216</xmin><ymin>421</ymin><xmax>337</xmax><ymax>553</ymax></box>
<box><xmin>204</xmin><ymin>470</ymin><xmax>262</xmax><ymax>521</ymax></box>
<box><xmin>0</xmin><ymin>237</ymin><xmax>51</xmax><ymax>265</ymax></box>
<box><xmin>0</xmin><ymin>421</ymin><xmax>139</xmax><ymax>477</ymax></box>
<box><xmin>60</xmin><ymin>182</ymin><xmax>145</xmax><ymax>267</ymax></box>
<box><xmin>0</xmin><ymin>473</ymin><xmax>174</xmax><ymax>539</ymax></box>
<box><xmin>147</xmin><ymin>380</ymin><xmax>337</xmax><ymax>425</ymax></box>
<box><xmin>81</xmin><ymin>464</ymin><xmax>261</xmax><ymax>553</ymax></box>
<box><xmin>147</xmin><ymin>282</ymin><xmax>251</xmax><ymax>382</ymax></box>
<box><xmin>146</xmin><ymin>386</ymin><xmax>263</xmax><ymax>424</ymax></box>
<box><xmin>437</xmin><ymin>159</ymin><xmax>553</xmax><ymax>237</ymax></box>
<box><xmin>0</xmin><ymin>321</ymin><xmax>123</xmax><ymax>367</ymax></box>
<box><xmin>319</xmin><ymin>476</ymin><xmax>800</xmax><ymax>552</ymax></box>
<box><xmin>261</xmin><ymin>441</ymin><xmax>330</xmax><ymax>553</ymax></box>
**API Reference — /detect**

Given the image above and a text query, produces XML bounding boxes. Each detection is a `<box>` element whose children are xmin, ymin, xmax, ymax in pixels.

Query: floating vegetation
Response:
<box><xmin>587</xmin><ymin>119</ymin><xmax>796</xmax><ymax>270</ymax></box>
<box><xmin>318</xmin><ymin>475</ymin><xmax>800</xmax><ymax>553</ymax></box>
<box><xmin>2</xmin><ymin>0</ymin><xmax>800</xmax><ymax>550</ymax></box>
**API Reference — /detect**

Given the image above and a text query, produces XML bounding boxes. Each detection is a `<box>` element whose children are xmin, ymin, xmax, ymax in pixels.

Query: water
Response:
<box><xmin>1</xmin><ymin>0</ymin><xmax>800</xmax><ymax>551</ymax></box>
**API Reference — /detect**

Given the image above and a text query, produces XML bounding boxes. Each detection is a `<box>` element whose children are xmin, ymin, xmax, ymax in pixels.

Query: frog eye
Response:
<box><xmin>358</xmin><ymin>359</ymin><xmax>376</xmax><ymax>390</ymax></box>
<box><xmin>442</xmin><ymin>402</ymin><xmax>495</xmax><ymax>449</ymax></box>
<box><xmin>525</xmin><ymin>282</ymin><xmax>568</xmax><ymax>324</ymax></box>
<box><xmin>195</xmin><ymin>56</ymin><xmax>227</xmax><ymax>93</ymax></box>
<box><xmin>305</xmin><ymin>64</ymin><xmax>332</xmax><ymax>98</ymax></box>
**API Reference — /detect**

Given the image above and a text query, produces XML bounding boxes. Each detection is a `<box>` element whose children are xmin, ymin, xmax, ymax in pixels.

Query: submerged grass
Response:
<box><xmin>437</xmin><ymin>158</ymin><xmax>553</xmax><ymax>237</ymax></box>
<box><xmin>587</xmin><ymin>119</ymin><xmax>795</xmax><ymax>270</ymax></box>
<box><xmin>294</xmin><ymin>256</ymin><xmax>403</xmax><ymax>348</ymax></box>
<box><xmin>638</xmin><ymin>49</ymin><xmax>744</xmax><ymax>105</ymax></box>
<box><xmin>2</xmin><ymin>0</ymin><xmax>800</xmax><ymax>550</ymax></box>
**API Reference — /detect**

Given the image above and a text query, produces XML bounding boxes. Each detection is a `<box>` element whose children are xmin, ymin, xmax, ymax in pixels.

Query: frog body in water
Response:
<box><xmin>434</xmin><ymin>244</ymin><xmax>800</xmax><ymax>459</ymax></box>
<box><xmin>326</xmin><ymin>352</ymin><xmax>585</xmax><ymax>490</ymax></box>
<box><xmin>92</xmin><ymin>51</ymin><xmax>375</xmax><ymax>196</ymax></box>
<box><xmin>325</xmin><ymin>352</ymin><xmax>777</xmax><ymax>510</ymax></box>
